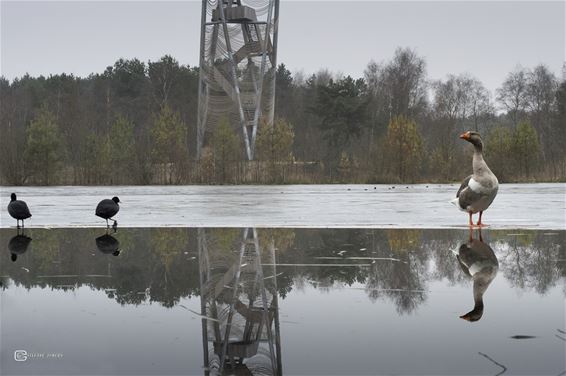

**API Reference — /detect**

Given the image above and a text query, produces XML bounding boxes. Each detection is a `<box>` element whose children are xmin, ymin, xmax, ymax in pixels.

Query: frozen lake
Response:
<box><xmin>1</xmin><ymin>183</ymin><xmax>564</xmax><ymax>374</ymax></box>
<box><xmin>1</xmin><ymin>184</ymin><xmax>564</xmax><ymax>229</ymax></box>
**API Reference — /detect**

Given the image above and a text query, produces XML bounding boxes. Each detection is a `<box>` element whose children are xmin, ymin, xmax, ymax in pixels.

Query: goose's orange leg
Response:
<box><xmin>477</xmin><ymin>211</ymin><xmax>486</xmax><ymax>227</ymax></box>
<box><xmin>468</xmin><ymin>212</ymin><xmax>474</xmax><ymax>227</ymax></box>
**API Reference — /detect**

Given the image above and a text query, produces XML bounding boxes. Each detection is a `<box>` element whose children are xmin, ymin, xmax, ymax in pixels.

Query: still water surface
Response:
<box><xmin>1</xmin><ymin>227</ymin><xmax>564</xmax><ymax>375</ymax></box>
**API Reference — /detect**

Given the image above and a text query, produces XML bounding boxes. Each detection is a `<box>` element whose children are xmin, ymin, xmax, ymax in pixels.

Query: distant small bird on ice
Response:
<box><xmin>452</xmin><ymin>131</ymin><xmax>498</xmax><ymax>227</ymax></box>
<box><xmin>7</xmin><ymin>193</ymin><xmax>32</xmax><ymax>228</ymax></box>
<box><xmin>95</xmin><ymin>196</ymin><xmax>121</xmax><ymax>229</ymax></box>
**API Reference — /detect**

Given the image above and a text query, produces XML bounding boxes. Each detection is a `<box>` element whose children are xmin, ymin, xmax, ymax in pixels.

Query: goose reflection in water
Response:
<box><xmin>456</xmin><ymin>229</ymin><xmax>499</xmax><ymax>322</ymax></box>
<box><xmin>95</xmin><ymin>233</ymin><xmax>120</xmax><ymax>256</ymax></box>
<box><xmin>8</xmin><ymin>233</ymin><xmax>32</xmax><ymax>262</ymax></box>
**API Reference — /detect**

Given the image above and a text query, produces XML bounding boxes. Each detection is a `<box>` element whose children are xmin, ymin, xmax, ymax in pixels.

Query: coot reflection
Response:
<box><xmin>95</xmin><ymin>234</ymin><xmax>120</xmax><ymax>256</ymax></box>
<box><xmin>8</xmin><ymin>233</ymin><xmax>32</xmax><ymax>262</ymax></box>
<box><xmin>456</xmin><ymin>229</ymin><xmax>498</xmax><ymax>322</ymax></box>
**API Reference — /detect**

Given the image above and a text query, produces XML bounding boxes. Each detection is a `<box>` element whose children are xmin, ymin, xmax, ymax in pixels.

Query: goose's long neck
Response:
<box><xmin>472</xmin><ymin>278</ymin><xmax>487</xmax><ymax>309</ymax></box>
<box><xmin>472</xmin><ymin>143</ymin><xmax>488</xmax><ymax>176</ymax></box>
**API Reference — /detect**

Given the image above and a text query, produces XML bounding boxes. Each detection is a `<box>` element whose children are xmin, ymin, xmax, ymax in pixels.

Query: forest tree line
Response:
<box><xmin>1</xmin><ymin>48</ymin><xmax>564</xmax><ymax>185</ymax></box>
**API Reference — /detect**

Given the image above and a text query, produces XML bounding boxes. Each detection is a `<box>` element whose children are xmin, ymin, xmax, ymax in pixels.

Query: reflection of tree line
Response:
<box><xmin>493</xmin><ymin>232</ymin><xmax>566</xmax><ymax>294</ymax></box>
<box><xmin>0</xmin><ymin>228</ymin><xmax>200</xmax><ymax>308</ymax></box>
<box><xmin>1</xmin><ymin>228</ymin><xmax>564</xmax><ymax>313</ymax></box>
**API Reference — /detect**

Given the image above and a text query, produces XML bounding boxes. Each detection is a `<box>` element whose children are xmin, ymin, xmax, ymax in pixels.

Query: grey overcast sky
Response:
<box><xmin>1</xmin><ymin>1</ymin><xmax>564</xmax><ymax>95</ymax></box>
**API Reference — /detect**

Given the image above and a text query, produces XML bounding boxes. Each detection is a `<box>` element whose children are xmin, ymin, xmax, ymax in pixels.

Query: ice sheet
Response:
<box><xmin>1</xmin><ymin>183</ymin><xmax>564</xmax><ymax>229</ymax></box>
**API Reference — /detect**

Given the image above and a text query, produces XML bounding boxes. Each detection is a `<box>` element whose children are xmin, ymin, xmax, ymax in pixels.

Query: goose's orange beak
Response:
<box><xmin>460</xmin><ymin>132</ymin><xmax>471</xmax><ymax>140</ymax></box>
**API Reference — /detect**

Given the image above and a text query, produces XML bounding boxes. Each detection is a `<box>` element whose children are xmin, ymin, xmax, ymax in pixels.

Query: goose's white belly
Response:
<box><xmin>468</xmin><ymin>260</ymin><xmax>499</xmax><ymax>277</ymax></box>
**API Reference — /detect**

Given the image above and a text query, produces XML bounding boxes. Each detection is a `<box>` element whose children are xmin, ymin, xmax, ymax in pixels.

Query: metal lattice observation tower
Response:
<box><xmin>196</xmin><ymin>0</ymin><xmax>280</xmax><ymax>161</ymax></box>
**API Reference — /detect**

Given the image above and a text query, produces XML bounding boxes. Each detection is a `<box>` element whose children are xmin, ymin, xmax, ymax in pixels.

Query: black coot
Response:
<box><xmin>95</xmin><ymin>196</ymin><xmax>120</xmax><ymax>228</ymax></box>
<box><xmin>8</xmin><ymin>193</ymin><xmax>32</xmax><ymax>228</ymax></box>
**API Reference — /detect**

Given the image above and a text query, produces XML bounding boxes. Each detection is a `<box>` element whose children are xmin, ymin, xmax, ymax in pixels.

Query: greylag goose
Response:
<box><xmin>452</xmin><ymin>131</ymin><xmax>498</xmax><ymax>227</ymax></box>
<box><xmin>456</xmin><ymin>230</ymin><xmax>498</xmax><ymax>322</ymax></box>
<box><xmin>95</xmin><ymin>196</ymin><xmax>120</xmax><ymax>228</ymax></box>
<box><xmin>7</xmin><ymin>193</ymin><xmax>32</xmax><ymax>228</ymax></box>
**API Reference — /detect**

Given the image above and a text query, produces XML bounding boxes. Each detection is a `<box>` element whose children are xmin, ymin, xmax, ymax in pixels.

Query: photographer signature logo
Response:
<box><xmin>14</xmin><ymin>350</ymin><xmax>28</xmax><ymax>362</ymax></box>
<box><xmin>14</xmin><ymin>349</ymin><xmax>63</xmax><ymax>362</ymax></box>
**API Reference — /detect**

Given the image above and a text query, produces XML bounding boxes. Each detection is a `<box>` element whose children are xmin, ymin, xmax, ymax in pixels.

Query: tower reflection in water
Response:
<box><xmin>199</xmin><ymin>228</ymin><xmax>282</xmax><ymax>375</ymax></box>
<box><xmin>456</xmin><ymin>229</ymin><xmax>499</xmax><ymax>322</ymax></box>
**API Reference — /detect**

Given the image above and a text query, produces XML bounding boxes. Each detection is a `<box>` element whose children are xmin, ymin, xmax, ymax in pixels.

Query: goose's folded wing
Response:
<box><xmin>458</xmin><ymin>181</ymin><xmax>486</xmax><ymax>210</ymax></box>
<box><xmin>457</xmin><ymin>175</ymin><xmax>472</xmax><ymax>198</ymax></box>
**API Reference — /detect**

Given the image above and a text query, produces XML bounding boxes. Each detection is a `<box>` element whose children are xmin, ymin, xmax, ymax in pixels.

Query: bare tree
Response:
<box><xmin>525</xmin><ymin>64</ymin><xmax>559</xmax><ymax>175</ymax></box>
<box><xmin>313</xmin><ymin>68</ymin><xmax>334</xmax><ymax>87</ymax></box>
<box><xmin>364</xmin><ymin>60</ymin><xmax>389</xmax><ymax>151</ymax></box>
<box><xmin>381</xmin><ymin>47</ymin><xmax>428</xmax><ymax>119</ymax></box>
<box><xmin>496</xmin><ymin>67</ymin><xmax>529</xmax><ymax>125</ymax></box>
<box><xmin>148</xmin><ymin>55</ymin><xmax>180</xmax><ymax>108</ymax></box>
<box><xmin>429</xmin><ymin>74</ymin><xmax>472</xmax><ymax>179</ymax></box>
<box><xmin>468</xmin><ymin>78</ymin><xmax>494</xmax><ymax>132</ymax></box>
<box><xmin>432</xmin><ymin>74</ymin><xmax>469</xmax><ymax>121</ymax></box>
<box><xmin>526</xmin><ymin>65</ymin><xmax>558</xmax><ymax>115</ymax></box>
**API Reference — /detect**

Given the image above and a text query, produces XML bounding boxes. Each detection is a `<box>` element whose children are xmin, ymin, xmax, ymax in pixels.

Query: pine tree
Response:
<box><xmin>151</xmin><ymin>105</ymin><xmax>188</xmax><ymax>183</ymax></box>
<box><xmin>108</xmin><ymin>115</ymin><xmax>136</xmax><ymax>184</ymax></box>
<box><xmin>211</xmin><ymin>117</ymin><xmax>240</xmax><ymax>183</ymax></box>
<box><xmin>385</xmin><ymin>116</ymin><xmax>422</xmax><ymax>182</ymax></box>
<box><xmin>25</xmin><ymin>105</ymin><xmax>63</xmax><ymax>184</ymax></box>
<box><xmin>513</xmin><ymin>121</ymin><xmax>540</xmax><ymax>178</ymax></box>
